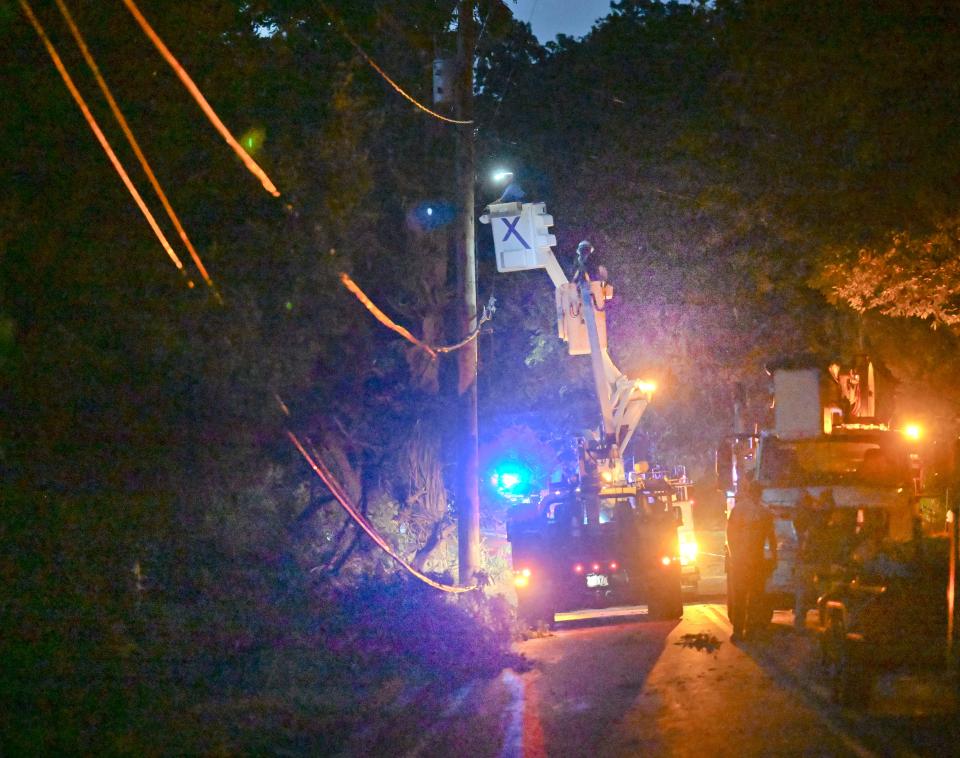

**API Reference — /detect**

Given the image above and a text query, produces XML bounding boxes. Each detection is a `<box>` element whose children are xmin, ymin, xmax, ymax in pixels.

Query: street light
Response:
<box><xmin>489</xmin><ymin>168</ymin><xmax>526</xmax><ymax>204</ymax></box>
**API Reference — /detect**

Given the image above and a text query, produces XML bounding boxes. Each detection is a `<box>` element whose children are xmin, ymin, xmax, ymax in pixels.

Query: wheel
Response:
<box><xmin>648</xmin><ymin>575</ymin><xmax>684</xmax><ymax>620</ymax></box>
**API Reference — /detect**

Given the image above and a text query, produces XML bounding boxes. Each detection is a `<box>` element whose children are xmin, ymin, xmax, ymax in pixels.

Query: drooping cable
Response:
<box><xmin>119</xmin><ymin>0</ymin><xmax>280</xmax><ymax>198</ymax></box>
<box><xmin>340</xmin><ymin>272</ymin><xmax>438</xmax><ymax>359</ymax></box>
<box><xmin>318</xmin><ymin>0</ymin><xmax>472</xmax><ymax>126</ymax></box>
<box><xmin>54</xmin><ymin>0</ymin><xmax>222</xmax><ymax>303</ymax></box>
<box><xmin>283</xmin><ymin>423</ymin><xmax>475</xmax><ymax>593</ymax></box>
<box><xmin>18</xmin><ymin>0</ymin><xmax>193</xmax><ymax>284</ymax></box>
<box><xmin>340</xmin><ymin>273</ymin><xmax>496</xmax><ymax>356</ymax></box>
<box><xmin>433</xmin><ymin>296</ymin><xmax>496</xmax><ymax>353</ymax></box>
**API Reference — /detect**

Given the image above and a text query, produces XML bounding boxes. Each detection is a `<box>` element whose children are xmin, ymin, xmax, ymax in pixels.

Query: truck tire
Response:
<box><xmin>647</xmin><ymin>577</ymin><xmax>683</xmax><ymax>620</ymax></box>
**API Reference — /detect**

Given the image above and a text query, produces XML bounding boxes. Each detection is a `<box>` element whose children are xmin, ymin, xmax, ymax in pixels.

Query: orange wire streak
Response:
<box><xmin>120</xmin><ymin>0</ymin><xmax>280</xmax><ymax>198</ymax></box>
<box><xmin>54</xmin><ymin>0</ymin><xmax>221</xmax><ymax>303</ymax></box>
<box><xmin>286</xmin><ymin>429</ymin><xmax>474</xmax><ymax>593</ymax></box>
<box><xmin>18</xmin><ymin>0</ymin><xmax>191</xmax><ymax>281</ymax></box>
<box><xmin>318</xmin><ymin>1</ymin><xmax>473</xmax><ymax>126</ymax></box>
<box><xmin>340</xmin><ymin>272</ymin><xmax>437</xmax><ymax>359</ymax></box>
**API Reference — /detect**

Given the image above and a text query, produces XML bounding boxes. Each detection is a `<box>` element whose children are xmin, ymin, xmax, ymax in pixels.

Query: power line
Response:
<box><xmin>18</xmin><ymin>0</ymin><xmax>193</xmax><ymax>285</ymax></box>
<box><xmin>340</xmin><ymin>272</ymin><xmax>495</xmax><ymax>356</ymax></box>
<box><xmin>318</xmin><ymin>0</ymin><xmax>473</xmax><ymax>126</ymax></box>
<box><xmin>283</xmin><ymin>421</ymin><xmax>476</xmax><ymax>594</ymax></box>
<box><xmin>339</xmin><ymin>272</ymin><xmax>439</xmax><ymax>358</ymax></box>
<box><xmin>23</xmin><ymin>0</ymin><xmax>475</xmax><ymax>594</ymax></box>
<box><xmin>120</xmin><ymin>0</ymin><xmax>280</xmax><ymax>198</ymax></box>
<box><xmin>54</xmin><ymin>0</ymin><xmax>222</xmax><ymax>303</ymax></box>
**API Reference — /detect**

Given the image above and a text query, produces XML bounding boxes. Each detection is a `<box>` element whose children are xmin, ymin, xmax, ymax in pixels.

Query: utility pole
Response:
<box><xmin>455</xmin><ymin>0</ymin><xmax>480</xmax><ymax>586</ymax></box>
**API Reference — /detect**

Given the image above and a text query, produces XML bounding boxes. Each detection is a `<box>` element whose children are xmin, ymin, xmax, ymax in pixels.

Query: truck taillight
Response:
<box><xmin>592</xmin><ymin>563</ymin><xmax>601</xmax><ymax>572</ymax></box>
<box><xmin>514</xmin><ymin>567</ymin><xmax>532</xmax><ymax>588</ymax></box>
<box><xmin>609</xmin><ymin>561</ymin><xmax>618</xmax><ymax>571</ymax></box>
<box><xmin>573</xmin><ymin>563</ymin><xmax>584</xmax><ymax>574</ymax></box>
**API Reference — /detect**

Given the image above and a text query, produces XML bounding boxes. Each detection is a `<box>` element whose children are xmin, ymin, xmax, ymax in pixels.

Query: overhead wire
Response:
<box><xmin>53</xmin><ymin>0</ymin><xmax>222</xmax><ymax>304</ymax></box>
<box><xmin>433</xmin><ymin>297</ymin><xmax>496</xmax><ymax>353</ymax></box>
<box><xmin>340</xmin><ymin>272</ymin><xmax>438</xmax><ymax>359</ymax></box>
<box><xmin>340</xmin><ymin>272</ymin><xmax>495</xmax><ymax>356</ymax></box>
<box><xmin>18</xmin><ymin>0</ymin><xmax>193</xmax><ymax>285</ymax></box>
<box><xmin>475</xmin><ymin>1</ymin><xmax>493</xmax><ymax>50</ymax></box>
<box><xmin>22</xmin><ymin>0</ymin><xmax>478</xmax><ymax>593</ymax></box>
<box><xmin>317</xmin><ymin>0</ymin><xmax>473</xmax><ymax>126</ymax></box>
<box><xmin>119</xmin><ymin>0</ymin><xmax>281</xmax><ymax>198</ymax></box>
<box><xmin>281</xmin><ymin>409</ymin><xmax>475</xmax><ymax>593</ymax></box>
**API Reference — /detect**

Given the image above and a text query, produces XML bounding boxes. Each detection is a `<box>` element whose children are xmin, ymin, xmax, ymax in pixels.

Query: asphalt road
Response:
<box><xmin>341</xmin><ymin>536</ymin><xmax>960</xmax><ymax>758</ymax></box>
<box><xmin>501</xmin><ymin>603</ymin><xmax>874</xmax><ymax>758</ymax></box>
<box><xmin>342</xmin><ymin>602</ymin><xmax>868</xmax><ymax>757</ymax></box>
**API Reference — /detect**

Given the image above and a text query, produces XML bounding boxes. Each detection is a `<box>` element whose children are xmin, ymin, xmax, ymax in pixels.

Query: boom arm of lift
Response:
<box><xmin>555</xmin><ymin>259</ymin><xmax>652</xmax><ymax>459</ymax></box>
<box><xmin>480</xmin><ymin>201</ymin><xmax>651</xmax><ymax>466</ymax></box>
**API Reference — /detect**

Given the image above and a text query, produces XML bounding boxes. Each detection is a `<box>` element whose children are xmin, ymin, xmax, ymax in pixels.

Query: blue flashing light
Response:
<box><xmin>490</xmin><ymin>462</ymin><xmax>533</xmax><ymax>497</ymax></box>
<box><xmin>500</xmin><ymin>472</ymin><xmax>521</xmax><ymax>489</ymax></box>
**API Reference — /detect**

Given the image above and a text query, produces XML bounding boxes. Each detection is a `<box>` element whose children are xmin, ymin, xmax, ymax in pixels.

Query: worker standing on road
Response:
<box><xmin>726</xmin><ymin>475</ymin><xmax>777</xmax><ymax>642</ymax></box>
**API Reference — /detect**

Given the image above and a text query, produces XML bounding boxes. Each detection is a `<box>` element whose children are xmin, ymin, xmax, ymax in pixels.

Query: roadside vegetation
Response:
<box><xmin>1</xmin><ymin>488</ymin><xmax>521</xmax><ymax>754</ymax></box>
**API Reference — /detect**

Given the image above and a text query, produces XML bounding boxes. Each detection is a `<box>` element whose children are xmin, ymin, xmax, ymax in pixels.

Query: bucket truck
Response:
<box><xmin>480</xmin><ymin>201</ymin><xmax>685</xmax><ymax>624</ymax></box>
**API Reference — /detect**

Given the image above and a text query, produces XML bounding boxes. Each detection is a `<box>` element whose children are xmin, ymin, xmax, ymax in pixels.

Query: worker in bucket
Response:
<box><xmin>726</xmin><ymin>474</ymin><xmax>777</xmax><ymax>642</ymax></box>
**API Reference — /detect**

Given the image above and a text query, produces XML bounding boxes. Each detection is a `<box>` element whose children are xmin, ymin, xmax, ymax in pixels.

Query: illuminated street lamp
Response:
<box><xmin>490</xmin><ymin>167</ymin><xmax>526</xmax><ymax>204</ymax></box>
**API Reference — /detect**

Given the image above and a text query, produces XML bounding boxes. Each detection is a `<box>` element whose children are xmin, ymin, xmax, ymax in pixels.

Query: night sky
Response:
<box><xmin>508</xmin><ymin>0</ymin><xmax>613</xmax><ymax>42</ymax></box>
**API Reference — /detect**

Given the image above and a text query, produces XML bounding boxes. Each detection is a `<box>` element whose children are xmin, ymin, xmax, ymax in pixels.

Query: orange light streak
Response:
<box><xmin>18</xmin><ymin>0</ymin><xmax>191</xmax><ymax>281</ymax></box>
<box><xmin>54</xmin><ymin>0</ymin><xmax>221</xmax><ymax>303</ymax></box>
<box><xmin>120</xmin><ymin>0</ymin><xmax>280</xmax><ymax>198</ymax></box>
<box><xmin>340</xmin><ymin>272</ymin><xmax>438</xmax><ymax>359</ymax></box>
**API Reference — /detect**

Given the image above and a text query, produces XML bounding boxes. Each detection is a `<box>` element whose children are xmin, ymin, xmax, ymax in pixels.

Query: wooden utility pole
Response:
<box><xmin>456</xmin><ymin>0</ymin><xmax>480</xmax><ymax>586</ymax></box>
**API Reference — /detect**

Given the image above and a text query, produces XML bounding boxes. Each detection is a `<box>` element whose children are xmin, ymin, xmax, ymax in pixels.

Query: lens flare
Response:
<box><xmin>240</xmin><ymin>127</ymin><xmax>266</xmax><ymax>154</ymax></box>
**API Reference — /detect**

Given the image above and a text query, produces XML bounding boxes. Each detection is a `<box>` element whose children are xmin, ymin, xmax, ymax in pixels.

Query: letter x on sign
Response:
<box><xmin>501</xmin><ymin>216</ymin><xmax>530</xmax><ymax>249</ymax></box>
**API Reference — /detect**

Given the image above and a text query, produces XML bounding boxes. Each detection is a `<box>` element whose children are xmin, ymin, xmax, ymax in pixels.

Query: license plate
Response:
<box><xmin>586</xmin><ymin>573</ymin><xmax>609</xmax><ymax>588</ymax></box>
